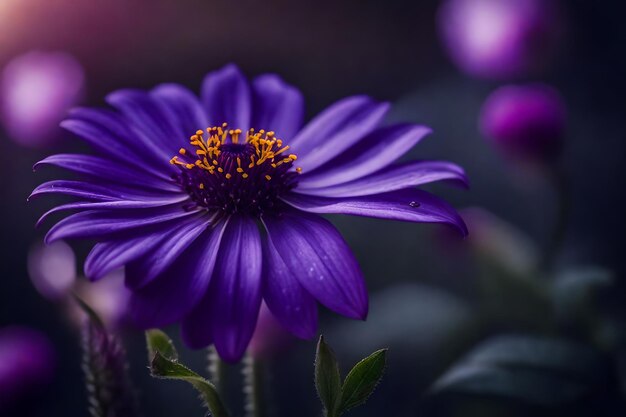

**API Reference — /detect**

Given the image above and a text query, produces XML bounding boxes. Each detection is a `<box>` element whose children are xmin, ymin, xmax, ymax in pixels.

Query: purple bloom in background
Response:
<box><xmin>438</xmin><ymin>0</ymin><xmax>561</xmax><ymax>79</ymax></box>
<box><xmin>480</xmin><ymin>84</ymin><xmax>566</xmax><ymax>161</ymax></box>
<box><xmin>0</xmin><ymin>327</ymin><xmax>56</xmax><ymax>408</ymax></box>
<box><xmin>0</xmin><ymin>51</ymin><xmax>84</xmax><ymax>148</ymax></box>
<box><xmin>27</xmin><ymin>239</ymin><xmax>130</xmax><ymax>328</ymax></box>
<box><xmin>73</xmin><ymin>269</ymin><xmax>131</xmax><ymax>330</ymax></box>
<box><xmin>27</xmin><ymin>240</ymin><xmax>76</xmax><ymax>301</ymax></box>
<box><xmin>32</xmin><ymin>64</ymin><xmax>467</xmax><ymax>362</ymax></box>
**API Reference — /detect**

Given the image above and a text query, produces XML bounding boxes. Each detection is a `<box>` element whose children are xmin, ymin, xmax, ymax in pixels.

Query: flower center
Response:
<box><xmin>170</xmin><ymin>124</ymin><xmax>301</xmax><ymax>216</ymax></box>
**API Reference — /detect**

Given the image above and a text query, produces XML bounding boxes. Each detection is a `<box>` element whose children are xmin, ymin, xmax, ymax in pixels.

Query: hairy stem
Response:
<box><xmin>207</xmin><ymin>345</ymin><xmax>226</xmax><ymax>396</ymax></box>
<box><xmin>243</xmin><ymin>353</ymin><xmax>265</xmax><ymax>417</ymax></box>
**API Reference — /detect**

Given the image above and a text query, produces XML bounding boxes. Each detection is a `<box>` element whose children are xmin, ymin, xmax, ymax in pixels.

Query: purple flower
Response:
<box><xmin>27</xmin><ymin>239</ymin><xmax>131</xmax><ymax>328</ymax></box>
<box><xmin>0</xmin><ymin>327</ymin><xmax>56</xmax><ymax>408</ymax></box>
<box><xmin>73</xmin><ymin>269</ymin><xmax>132</xmax><ymax>330</ymax></box>
<box><xmin>438</xmin><ymin>0</ymin><xmax>560</xmax><ymax>79</ymax></box>
<box><xmin>480</xmin><ymin>83</ymin><xmax>566</xmax><ymax>161</ymax></box>
<box><xmin>32</xmin><ymin>64</ymin><xmax>467</xmax><ymax>362</ymax></box>
<box><xmin>27</xmin><ymin>240</ymin><xmax>76</xmax><ymax>301</ymax></box>
<box><xmin>0</xmin><ymin>51</ymin><xmax>84</xmax><ymax>148</ymax></box>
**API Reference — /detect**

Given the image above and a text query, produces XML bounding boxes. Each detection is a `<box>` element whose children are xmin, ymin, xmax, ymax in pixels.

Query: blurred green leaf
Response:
<box><xmin>477</xmin><ymin>254</ymin><xmax>553</xmax><ymax>331</ymax></box>
<box><xmin>430</xmin><ymin>335</ymin><xmax>607</xmax><ymax>406</ymax></box>
<box><xmin>146</xmin><ymin>331</ymin><xmax>229</xmax><ymax>417</ymax></box>
<box><xmin>552</xmin><ymin>267</ymin><xmax>613</xmax><ymax>338</ymax></box>
<box><xmin>145</xmin><ymin>329</ymin><xmax>178</xmax><ymax>361</ymax></box>
<box><xmin>315</xmin><ymin>335</ymin><xmax>342</xmax><ymax>417</ymax></box>
<box><xmin>463</xmin><ymin>209</ymin><xmax>553</xmax><ymax>331</ymax></box>
<box><xmin>339</xmin><ymin>349</ymin><xmax>387</xmax><ymax>413</ymax></box>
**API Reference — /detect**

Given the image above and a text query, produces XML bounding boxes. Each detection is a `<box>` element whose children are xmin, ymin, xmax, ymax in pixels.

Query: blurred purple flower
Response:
<box><xmin>31</xmin><ymin>63</ymin><xmax>467</xmax><ymax>362</ymax></box>
<box><xmin>73</xmin><ymin>269</ymin><xmax>131</xmax><ymax>330</ymax></box>
<box><xmin>248</xmin><ymin>303</ymin><xmax>295</xmax><ymax>360</ymax></box>
<box><xmin>27</xmin><ymin>239</ymin><xmax>130</xmax><ymax>328</ymax></box>
<box><xmin>0</xmin><ymin>326</ymin><xmax>56</xmax><ymax>408</ymax></box>
<box><xmin>27</xmin><ymin>240</ymin><xmax>76</xmax><ymax>301</ymax></box>
<box><xmin>438</xmin><ymin>0</ymin><xmax>560</xmax><ymax>79</ymax></box>
<box><xmin>480</xmin><ymin>83</ymin><xmax>566</xmax><ymax>161</ymax></box>
<box><xmin>0</xmin><ymin>51</ymin><xmax>84</xmax><ymax>148</ymax></box>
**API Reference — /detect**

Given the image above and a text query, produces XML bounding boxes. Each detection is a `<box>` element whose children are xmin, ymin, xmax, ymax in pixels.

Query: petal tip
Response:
<box><xmin>353</xmin><ymin>302</ymin><xmax>369</xmax><ymax>321</ymax></box>
<box><xmin>180</xmin><ymin>327</ymin><xmax>211</xmax><ymax>350</ymax></box>
<box><xmin>456</xmin><ymin>218</ymin><xmax>470</xmax><ymax>239</ymax></box>
<box><xmin>216</xmin><ymin>344</ymin><xmax>246</xmax><ymax>364</ymax></box>
<box><xmin>289</xmin><ymin>318</ymin><xmax>319</xmax><ymax>340</ymax></box>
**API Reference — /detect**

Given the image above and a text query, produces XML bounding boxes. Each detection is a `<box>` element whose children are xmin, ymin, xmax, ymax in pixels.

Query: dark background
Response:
<box><xmin>1</xmin><ymin>1</ymin><xmax>625</xmax><ymax>416</ymax></box>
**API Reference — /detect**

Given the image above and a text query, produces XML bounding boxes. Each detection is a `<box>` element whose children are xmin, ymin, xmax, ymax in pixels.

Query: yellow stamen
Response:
<box><xmin>171</xmin><ymin>125</ymin><xmax>302</xmax><ymax>181</ymax></box>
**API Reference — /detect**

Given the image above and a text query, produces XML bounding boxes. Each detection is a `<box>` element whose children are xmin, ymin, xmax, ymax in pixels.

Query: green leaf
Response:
<box><xmin>145</xmin><ymin>330</ymin><xmax>228</xmax><ymax>417</ymax></box>
<box><xmin>150</xmin><ymin>350</ymin><xmax>230</xmax><ymax>417</ymax></box>
<box><xmin>145</xmin><ymin>329</ymin><xmax>178</xmax><ymax>361</ymax></box>
<box><xmin>339</xmin><ymin>349</ymin><xmax>387</xmax><ymax>413</ymax></box>
<box><xmin>315</xmin><ymin>335</ymin><xmax>342</xmax><ymax>417</ymax></box>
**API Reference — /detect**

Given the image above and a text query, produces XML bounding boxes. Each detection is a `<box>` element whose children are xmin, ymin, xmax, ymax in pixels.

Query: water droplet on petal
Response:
<box><xmin>409</xmin><ymin>201</ymin><xmax>421</xmax><ymax>208</ymax></box>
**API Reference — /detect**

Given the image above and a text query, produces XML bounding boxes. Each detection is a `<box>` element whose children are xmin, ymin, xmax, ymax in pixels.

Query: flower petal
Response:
<box><xmin>181</xmin><ymin>215</ymin><xmax>262</xmax><ymax>362</ymax></box>
<box><xmin>150</xmin><ymin>84</ymin><xmax>208</xmax><ymax>137</ymax></box>
<box><xmin>297</xmin><ymin>124</ymin><xmax>431</xmax><ymax>188</ymax></box>
<box><xmin>295</xmin><ymin>160</ymin><xmax>468</xmax><ymax>197</ymax></box>
<box><xmin>127</xmin><ymin>219</ymin><xmax>228</xmax><ymax>328</ymax></box>
<box><xmin>29</xmin><ymin>180</ymin><xmax>175</xmax><ymax>202</ymax></box>
<box><xmin>125</xmin><ymin>215</ymin><xmax>212</xmax><ymax>289</ymax></box>
<box><xmin>106</xmin><ymin>88</ymin><xmax>185</xmax><ymax>151</ymax></box>
<box><xmin>262</xmin><ymin>212</ymin><xmax>368</xmax><ymax>320</ymax></box>
<box><xmin>35</xmin><ymin>198</ymin><xmax>189</xmax><ymax>228</ymax></box>
<box><xmin>44</xmin><ymin>205</ymin><xmax>199</xmax><ymax>243</ymax></box>
<box><xmin>33</xmin><ymin>154</ymin><xmax>179</xmax><ymax>192</ymax></box>
<box><xmin>61</xmin><ymin>108</ymin><xmax>172</xmax><ymax>178</ymax></box>
<box><xmin>289</xmin><ymin>96</ymin><xmax>389</xmax><ymax>172</ymax></box>
<box><xmin>84</xmin><ymin>229</ymin><xmax>172</xmax><ymax>282</ymax></box>
<box><xmin>261</xmin><ymin>235</ymin><xmax>318</xmax><ymax>339</ymax></box>
<box><xmin>282</xmin><ymin>189</ymin><xmax>468</xmax><ymax>236</ymax></box>
<box><xmin>201</xmin><ymin>64</ymin><xmax>251</xmax><ymax>131</ymax></box>
<box><xmin>251</xmin><ymin>74</ymin><xmax>304</xmax><ymax>140</ymax></box>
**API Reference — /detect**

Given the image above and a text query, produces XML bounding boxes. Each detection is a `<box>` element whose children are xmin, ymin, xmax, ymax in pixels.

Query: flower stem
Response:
<box><xmin>242</xmin><ymin>353</ymin><xmax>265</xmax><ymax>417</ymax></box>
<box><xmin>538</xmin><ymin>166</ymin><xmax>570</xmax><ymax>272</ymax></box>
<box><xmin>207</xmin><ymin>345</ymin><xmax>226</xmax><ymax>396</ymax></box>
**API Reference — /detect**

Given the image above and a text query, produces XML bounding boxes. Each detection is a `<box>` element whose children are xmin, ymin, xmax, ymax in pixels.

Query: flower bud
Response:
<box><xmin>438</xmin><ymin>0</ymin><xmax>561</xmax><ymax>79</ymax></box>
<box><xmin>480</xmin><ymin>84</ymin><xmax>566</xmax><ymax>161</ymax></box>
